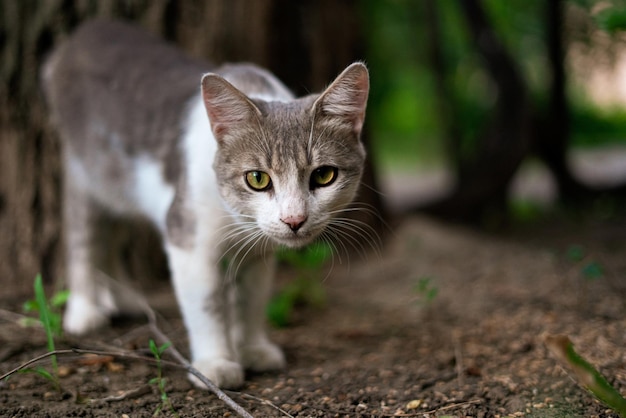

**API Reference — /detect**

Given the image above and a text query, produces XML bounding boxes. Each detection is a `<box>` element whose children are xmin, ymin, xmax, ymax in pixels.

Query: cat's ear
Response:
<box><xmin>313</xmin><ymin>62</ymin><xmax>369</xmax><ymax>137</ymax></box>
<box><xmin>201</xmin><ymin>74</ymin><xmax>261</xmax><ymax>141</ymax></box>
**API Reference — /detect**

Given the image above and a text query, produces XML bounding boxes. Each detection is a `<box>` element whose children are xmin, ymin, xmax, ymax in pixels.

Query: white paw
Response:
<box><xmin>63</xmin><ymin>294</ymin><xmax>109</xmax><ymax>335</ymax></box>
<box><xmin>189</xmin><ymin>358</ymin><xmax>244</xmax><ymax>389</ymax></box>
<box><xmin>241</xmin><ymin>342</ymin><xmax>286</xmax><ymax>372</ymax></box>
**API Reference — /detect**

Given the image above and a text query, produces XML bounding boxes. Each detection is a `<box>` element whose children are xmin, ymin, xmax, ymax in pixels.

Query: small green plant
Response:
<box><xmin>565</xmin><ymin>245</ymin><xmax>585</xmax><ymax>262</ymax></box>
<box><xmin>509</xmin><ymin>199</ymin><xmax>545</xmax><ymax>223</ymax></box>
<box><xmin>581</xmin><ymin>261</ymin><xmax>604</xmax><ymax>281</ymax></box>
<box><xmin>268</xmin><ymin>242</ymin><xmax>331</xmax><ymax>327</ymax></box>
<box><xmin>565</xmin><ymin>245</ymin><xmax>605</xmax><ymax>281</ymax></box>
<box><xmin>20</xmin><ymin>274</ymin><xmax>69</xmax><ymax>390</ymax></box>
<box><xmin>148</xmin><ymin>339</ymin><xmax>178</xmax><ymax>417</ymax></box>
<box><xmin>413</xmin><ymin>276</ymin><xmax>439</xmax><ymax>306</ymax></box>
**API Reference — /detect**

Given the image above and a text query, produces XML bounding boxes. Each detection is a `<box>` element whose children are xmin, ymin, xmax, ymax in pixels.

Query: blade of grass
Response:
<box><xmin>34</xmin><ymin>274</ymin><xmax>57</xmax><ymax>372</ymax></box>
<box><xmin>545</xmin><ymin>334</ymin><xmax>626</xmax><ymax>417</ymax></box>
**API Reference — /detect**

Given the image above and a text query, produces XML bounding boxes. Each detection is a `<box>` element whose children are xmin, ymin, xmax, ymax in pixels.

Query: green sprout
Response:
<box><xmin>565</xmin><ymin>245</ymin><xmax>605</xmax><ymax>281</ymax></box>
<box><xmin>413</xmin><ymin>276</ymin><xmax>439</xmax><ymax>306</ymax></box>
<box><xmin>20</xmin><ymin>274</ymin><xmax>69</xmax><ymax>390</ymax></box>
<box><xmin>148</xmin><ymin>339</ymin><xmax>178</xmax><ymax>417</ymax></box>
<box><xmin>581</xmin><ymin>262</ymin><xmax>604</xmax><ymax>281</ymax></box>
<box><xmin>565</xmin><ymin>245</ymin><xmax>585</xmax><ymax>263</ymax></box>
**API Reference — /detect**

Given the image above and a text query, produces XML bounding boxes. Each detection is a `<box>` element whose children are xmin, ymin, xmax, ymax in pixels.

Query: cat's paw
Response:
<box><xmin>63</xmin><ymin>294</ymin><xmax>109</xmax><ymax>335</ymax></box>
<box><xmin>240</xmin><ymin>342</ymin><xmax>286</xmax><ymax>372</ymax></box>
<box><xmin>190</xmin><ymin>358</ymin><xmax>244</xmax><ymax>389</ymax></box>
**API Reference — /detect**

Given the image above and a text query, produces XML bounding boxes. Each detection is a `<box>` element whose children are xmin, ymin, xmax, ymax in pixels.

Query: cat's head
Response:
<box><xmin>201</xmin><ymin>63</ymin><xmax>369</xmax><ymax>248</ymax></box>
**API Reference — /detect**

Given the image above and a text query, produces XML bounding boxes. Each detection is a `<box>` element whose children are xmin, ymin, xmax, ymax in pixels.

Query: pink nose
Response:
<box><xmin>281</xmin><ymin>215</ymin><xmax>307</xmax><ymax>232</ymax></box>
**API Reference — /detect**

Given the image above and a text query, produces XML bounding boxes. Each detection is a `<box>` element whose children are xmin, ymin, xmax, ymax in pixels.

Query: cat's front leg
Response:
<box><xmin>165</xmin><ymin>242</ymin><xmax>243</xmax><ymax>389</ymax></box>
<box><xmin>234</xmin><ymin>254</ymin><xmax>286</xmax><ymax>373</ymax></box>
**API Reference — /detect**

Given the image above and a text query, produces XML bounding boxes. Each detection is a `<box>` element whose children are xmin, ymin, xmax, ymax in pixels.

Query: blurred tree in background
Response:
<box><xmin>364</xmin><ymin>0</ymin><xmax>626</xmax><ymax>221</ymax></box>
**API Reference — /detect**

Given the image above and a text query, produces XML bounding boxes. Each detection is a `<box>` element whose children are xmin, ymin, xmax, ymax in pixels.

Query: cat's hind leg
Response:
<box><xmin>62</xmin><ymin>173</ymin><xmax>112</xmax><ymax>335</ymax></box>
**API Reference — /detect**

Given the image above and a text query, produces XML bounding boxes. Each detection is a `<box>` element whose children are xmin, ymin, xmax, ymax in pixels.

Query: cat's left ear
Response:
<box><xmin>201</xmin><ymin>73</ymin><xmax>261</xmax><ymax>142</ymax></box>
<box><xmin>313</xmin><ymin>62</ymin><xmax>369</xmax><ymax>137</ymax></box>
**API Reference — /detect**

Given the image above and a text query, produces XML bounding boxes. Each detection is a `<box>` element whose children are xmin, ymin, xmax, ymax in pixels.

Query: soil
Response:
<box><xmin>1</xmin><ymin>212</ymin><xmax>625</xmax><ymax>417</ymax></box>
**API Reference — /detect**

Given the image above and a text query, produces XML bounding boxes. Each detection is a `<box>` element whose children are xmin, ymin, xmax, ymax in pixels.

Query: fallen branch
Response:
<box><xmin>90</xmin><ymin>384</ymin><xmax>151</xmax><ymax>403</ymax></box>
<box><xmin>0</xmin><ymin>348</ymin><xmax>74</xmax><ymax>381</ymax></box>
<box><xmin>229</xmin><ymin>391</ymin><xmax>296</xmax><ymax>418</ymax></box>
<box><xmin>97</xmin><ymin>270</ymin><xmax>256</xmax><ymax>418</ymax></box>
<box><xmin>0</xmin><ymin>347</ymin><xmax>177</xmax><ymax>382</ymax></box>
<box><xmin>545</xmin><ymin>334</ymin><xmax>626</xmax><ymax>417</ymax></box>
<box><xmin>380</xmin><ymin>398</ymin><xmax>483</xmax><ymax>417</ymax></box>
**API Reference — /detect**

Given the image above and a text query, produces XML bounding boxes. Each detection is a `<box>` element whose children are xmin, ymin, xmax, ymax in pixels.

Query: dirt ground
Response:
<box><xmin>1</xmin><ymin>210</ymin><xmax>625</xmax><ymax>417</ymax></box>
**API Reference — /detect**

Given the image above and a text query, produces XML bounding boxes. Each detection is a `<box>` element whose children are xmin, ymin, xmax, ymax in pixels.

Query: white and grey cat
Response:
<box><xmin>42</xmin><ymin>19</ymin><xmax>368</xmax><ymax>389</ymax></box>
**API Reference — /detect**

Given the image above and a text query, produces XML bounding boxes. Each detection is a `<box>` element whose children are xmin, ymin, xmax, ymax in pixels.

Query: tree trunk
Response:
<box><xmin>0</xmin><ymin>0</ymin><xmax>383</xmax><ymax>298</ymax></box>
<box><xmin>419</xmin><ymin>0</ymin><xmax>531</xmax><ymax>223</ymax></box>
<box><xmin>534</xmin><ymin>0</ymin><xmax>591</xmax><ymax>201</ymax></box>
<box><xmin>422</xmin><ymin>0</ymin><xmax>463</xmax><ymax>178</ymax></box>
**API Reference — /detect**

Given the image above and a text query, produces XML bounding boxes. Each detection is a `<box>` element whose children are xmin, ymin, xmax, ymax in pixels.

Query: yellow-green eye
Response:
<box><xmin>245</xmin><ymin>171</ymin><xmax>272</xmax><ymax>191</ymax></box>
<box><xmin>310</xmin><ymin>166</ymin><xmax>338</xmax><ymax>189</ymax></box>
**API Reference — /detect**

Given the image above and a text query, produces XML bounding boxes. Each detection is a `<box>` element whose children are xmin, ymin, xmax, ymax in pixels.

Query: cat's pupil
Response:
<box><xmin>245</xmin><ymin>171</ymin><xmax>272</xmax><ymax>191</ymax></box>
<box><xmin>310</xmin><ymin>166</ymin><xmax>338</xmax><ymax>189</ymax></box>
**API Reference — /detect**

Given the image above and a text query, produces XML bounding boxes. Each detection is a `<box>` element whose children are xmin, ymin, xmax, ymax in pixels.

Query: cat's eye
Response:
<box><xmin>310</xmin><ymin>166</ymin><xmax>338</xmax><ymax>188</ymax></box>
<box><xmin>245</xmin><ymin>171</ymin><xmax>272</xmax><ymax>191</ymax></box>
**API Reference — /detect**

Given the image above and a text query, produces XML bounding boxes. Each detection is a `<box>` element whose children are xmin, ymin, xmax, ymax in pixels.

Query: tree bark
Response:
<box><xmin>0</xmin><ymin>0</ymin><xmax>383</xmax><ymax>298</ymax></box>
<box><xmin>534</xmin><ymin>0</ymin><xmax>591</xmax><ymax>200</ymax></box>
<box><xmin>419</xmin><ymin>0</ymin><xmax>531</xmax><ymax>223</ymax></box>
<box><xmin>423</xmin><ymin>0</ymin><xmax>463</xmax><ymax>178</ymax></box>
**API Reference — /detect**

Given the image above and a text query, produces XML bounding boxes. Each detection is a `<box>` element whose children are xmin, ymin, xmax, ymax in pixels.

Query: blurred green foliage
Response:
<box><xmin>267</xmin><ymin>243</ymin><xmax>330</xmax><ymax>327</ymax></box>
<box><xmin>360</xmin><ymin>0</ymin><xmax>626</xmax><ymax>169</ymax></box>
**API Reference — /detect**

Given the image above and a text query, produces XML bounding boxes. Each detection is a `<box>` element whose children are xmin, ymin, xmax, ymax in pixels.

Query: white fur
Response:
<box><xmin>63</xmin><ymin>293</ymin><xmax>110</xmax><ymax>334</ymax></box>
<box><xmin>134</xmin><ymin>156</ymin><xmax>175</xmax><ymax>231</ymax></box>
<box><xmin>183</xmin><ymin>95</ymin><xmax>221</xmax><ymax>206</ymax></box>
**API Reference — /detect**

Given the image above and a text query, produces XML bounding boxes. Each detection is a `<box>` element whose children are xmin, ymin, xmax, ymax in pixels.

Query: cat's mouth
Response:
<box><xmin>273</xmin><ymin>234</ymin><xmax>314</xmax><ymax>249</ymax></box>
<box><xmin>272</xmin><ymin>229</ymin><xmax>321</xmax><ymax>249</ymax></box>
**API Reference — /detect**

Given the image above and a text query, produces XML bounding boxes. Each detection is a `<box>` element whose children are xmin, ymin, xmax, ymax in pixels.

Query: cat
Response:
<box><xmin>42</xmin><ymin>19</ymin><xmax>369</xmax><ymax>389</ymax></box>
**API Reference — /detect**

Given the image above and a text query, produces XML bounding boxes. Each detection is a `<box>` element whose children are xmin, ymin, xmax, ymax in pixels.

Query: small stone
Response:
<box><xmin>406</xmin><ymin>399</ymin><xmax>422</xmax><ymax>409</ymax></box>
<box><xmin>106</xmin><ymin>362</ymin><xmax>124</xmax><ymax>373</ymax></box>
<box><xmin>57</xmin><ymin>365</ymin><xmax>74</xmax><ymax>377</ymax></box>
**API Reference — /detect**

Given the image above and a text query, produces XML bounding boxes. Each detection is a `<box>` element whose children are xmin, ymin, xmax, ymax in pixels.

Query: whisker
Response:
<box><xmin>327</xmin><ymin>217</ymin><xmax>382</xmax><ymax>261</ymax></box>
<box><xmin>331</xmin><ymin>217</ymin><xmax>383</xmax><ymax>250</ymax></box>
<box><xmin>328</xmin><ymin>203</ymin><xmax>392</xmax><ymax>234</ymax></box>
<box><xmin>359</xmin><ymin>180</ymin><xmax>388</xmax><ymax>198</ymax></box>
<box><xmin>227</xmin><ymin>230</ymin><xmax>265</xmax><ymax>282</ymax></box>
<box><xmin>328</xmin><ymin>224</ymin><xmax>370</xmax><ymax>260</ymax></box>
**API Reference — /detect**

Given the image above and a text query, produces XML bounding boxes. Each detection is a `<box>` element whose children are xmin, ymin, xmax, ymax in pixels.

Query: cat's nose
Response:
<box><xmin>281</xmin><ymin>215</ymin><xmax>307</xmax><ymax>232</ymax></box>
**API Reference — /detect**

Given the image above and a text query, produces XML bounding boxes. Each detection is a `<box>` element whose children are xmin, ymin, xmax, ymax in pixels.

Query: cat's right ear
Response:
<box><xmin>201</xmin><ymin>74</ymin><xmax>261</xmax><ymax>141</ymax></box>
<box><xmin>313</xmin><ymin>62</ymin><xmax>369</xmax><ymax>137</ymax></box>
